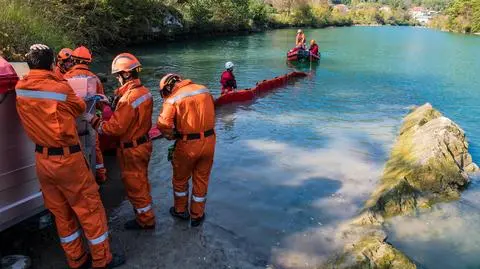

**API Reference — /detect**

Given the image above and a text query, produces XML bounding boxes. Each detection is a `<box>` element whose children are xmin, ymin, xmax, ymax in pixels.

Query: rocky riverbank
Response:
<box><xmin>326</xmin><ymin>103</ymin><xmax>479</xmax><ymax>268</ymax></box>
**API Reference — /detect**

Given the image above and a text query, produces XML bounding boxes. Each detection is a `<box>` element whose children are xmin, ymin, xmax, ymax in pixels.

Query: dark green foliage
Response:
<box><xmin>430</xmin><ymin>0</ymin><xmax>480</xmax><ymax>33</ymax></box>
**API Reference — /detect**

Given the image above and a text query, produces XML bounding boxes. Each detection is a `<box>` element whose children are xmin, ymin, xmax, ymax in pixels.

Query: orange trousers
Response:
<box><xmin>36</xmin><ymin>151</ymin><xmax>112</xmax><ymax>268</ymax></box>
<box><xmin>172</xmin><ymin>135</ymin><xmax>216</xmax><ymax>219</ymax></box>
<box><xmin>117</xmin><ymin>142</ymin><xmax>155</xmax><ymax>227</ymax></box>
<box><xmin>95</xmin><ymin>134</ymin><xmax>107</xmax><ymax>183</ymax></box>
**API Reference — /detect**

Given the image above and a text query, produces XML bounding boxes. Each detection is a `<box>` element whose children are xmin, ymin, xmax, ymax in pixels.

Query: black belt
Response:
<box><xmin>175</xmin><ymin>129</ymin><xmax>215</xmax><ymax>140</ymax></box>
<box><xmin>120</xmin><ymin>135</ymin><xmax>150</xmax><ymax>149</ymax></box>
<box><xmin>35</xmin><ymin>144</ymin><xmax>81</xmax><ymax>156</ymax></box>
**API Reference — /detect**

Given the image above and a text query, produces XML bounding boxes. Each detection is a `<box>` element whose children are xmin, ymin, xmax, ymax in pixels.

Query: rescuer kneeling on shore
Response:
<box><xmin>15</xmin><ymin>44</ymin><xmax>125</xmax><ymax>269</ymax></box>
<box><xmin>157</xmin><ymin>73</ymin><xmax>216</xmax><ymax>227</ymax></box>
<box><xmin>88</xmin><ymin>53</ymin><xmax>156</xmax><ymax>230</ymax></box>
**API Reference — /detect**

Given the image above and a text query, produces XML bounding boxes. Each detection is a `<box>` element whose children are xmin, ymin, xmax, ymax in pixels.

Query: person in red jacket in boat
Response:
<box><xmin>220</xmin><ymin>61</ymin><xmax>237</xmax><ymax>95</ymax></box>
<box><xmin>309</xmin><ymin>39</ymin><xmax>319</xmax><ymax>56</ymax></box>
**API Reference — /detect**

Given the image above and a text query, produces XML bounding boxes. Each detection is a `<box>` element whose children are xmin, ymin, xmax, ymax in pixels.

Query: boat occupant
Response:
<box><xmin>54</xmin><ymin>48</ymin><xmax>73</xmax><ymax>79</ymax></box>
<box><xmin>157</xmin><ymin>73</ymin><xmax>216</xmax><ymax>227</ymax></box>
<box><xmin>64</xmin><ymin>46</ymin><xmax>108</xmax><ymax>184</ymax></box>
<box><xmin>220</xmin><ymin>61</ymin><xmax>237</xmax><ymax>95</ymax></box>
<box><xmin>88</xmin><ymin>53</ymin><xmax>157</xmax><ymax>230</ymax></box>
<box><xmin>296</xmin><ymin>29</ymin><xmax>306</xmax><ymax>49</ymax></box>
<box><xmin>16</xmin><ymin>44</ymin><xmax>125</xmax><ymax>269</ymax></box>
<box><xmin>309</xmin><ymin>39</ymin><xmax>319</xmax><ymax>56</ymax></box>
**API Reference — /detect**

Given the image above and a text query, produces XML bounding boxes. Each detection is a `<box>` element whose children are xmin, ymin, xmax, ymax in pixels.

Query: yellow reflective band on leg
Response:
<box><xmin>60</xmin><ymin>230</ymin><xmax>81</xmax><ymax>244</ymax></box>
<box><xmin>174</xmin><ymin>191</ymin><xmax>188</xmax><ymax>197</ymax></box>
<box><xmin>192</xmin><ymin>195</ymin><xmax>206</xmax><ymax>203</ymax></box>
<box><xmin>88</xmin><ymin>231</ymin><xmax>109</xmax><ymax>245</ymax></box>
<box><xmin>136</xmin><ymin>204</ymin><xmax>152</xmax><ymax>214</ymax></box>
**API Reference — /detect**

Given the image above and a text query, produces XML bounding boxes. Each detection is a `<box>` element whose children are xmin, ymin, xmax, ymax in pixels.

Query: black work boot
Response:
<box><xmin>72</xmin><ymin>255</ymin><xmax>91</xmax><ymax>269</ymax></box>
<box><xmin>169</xmin><ymin>207</ymin><xmax>190</xmax><ymax>220</ymax></box>
<box><xmin>124</xmin><ymin>219</ymin><xmax>155</xmax><ymax>230</ymax></box>
<box><xmin>96</xmin><ymin>253</ymin><xmax>126</xmax><ymax>269</ymax></box>
<box><xmin>191</xmin><ymin>214</ymin><xmax>206</xmax><ymax>227</ymax></box>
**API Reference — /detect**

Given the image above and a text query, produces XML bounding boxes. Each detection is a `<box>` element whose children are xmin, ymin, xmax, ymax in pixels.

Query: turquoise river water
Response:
<box><xmin>91</xmin><ymin>27</ymin><xmax>480</xmax><ymax>269</ymax></box>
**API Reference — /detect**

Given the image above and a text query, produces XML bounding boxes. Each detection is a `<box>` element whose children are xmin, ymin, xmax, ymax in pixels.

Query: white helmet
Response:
<box><xmin>225</xmin><ymin>61</ymin><xmax>234</xmax><ymax>70</ymax></box>
<box><xmin>297</xmin><ymin>29</ymin><xmax>303</xmax><ymax>34</ymax></box>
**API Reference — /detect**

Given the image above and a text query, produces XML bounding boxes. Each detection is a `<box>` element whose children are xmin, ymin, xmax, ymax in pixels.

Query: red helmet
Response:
<box><xmin>71</xmin><ymin>46</ymin><xmax>92</xmax><ymax>63</ymax></box>
<box><xmin>159</xmin><ymin>73</ymin><xmax>181</xmax><ymax>92</ymax></box>
<box><xmin>57</xmin><ymin>48</ymin><xmax>72</xmax><ymax>61</ymax></box>
<box><xmin>111</xmin><ymin>53</ymin><xmax>142</xmax><ymax>74</ymax></box>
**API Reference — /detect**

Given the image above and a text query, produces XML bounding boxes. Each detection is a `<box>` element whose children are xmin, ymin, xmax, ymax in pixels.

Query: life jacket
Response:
<box><xmin>220</xmin><ymin>70</ymin><xmax>237</xmax><ymax>91</ymax></box>
<box><xmin>309</xmin><ymin>44</ymin><xmax>319</xmax><ymax>56</ymax></box>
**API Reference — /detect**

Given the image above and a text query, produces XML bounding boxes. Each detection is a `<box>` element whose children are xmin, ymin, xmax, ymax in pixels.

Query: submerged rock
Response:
<box><xmin>366</xmin><ymin>103</ymin><xmax>478</xmax><ymax>218</ymax></box>
<box><xmin>325</xmin><ymin>103</ymin><xmax>478</xmax><ymax>269</ymax></box>
<box><xmin>328</xmin><ymin>229</ymin><xmax>416</xmax><ymax>269</ymax></box>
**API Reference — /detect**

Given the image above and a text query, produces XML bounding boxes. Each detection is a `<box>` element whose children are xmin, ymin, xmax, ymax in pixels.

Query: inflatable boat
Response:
<box><xmin>215</xmin><ymin>71</ymin><xmax>308</xmax><ymax>106</ymax></box>
<box><xmin>287</xmin><ymin>48</ymin><xmax>320</xmax><ymax>62</ymax></box>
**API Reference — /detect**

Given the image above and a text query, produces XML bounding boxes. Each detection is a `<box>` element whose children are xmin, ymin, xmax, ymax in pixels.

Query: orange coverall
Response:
<box><xmin>157</xmin><ymin>80</ymin><xmax>216</xmax><ymax>219</ymax></box>
<box><xmin>64</xmin><ymin>64</ymin><xmax>107</xmax><ymax>183</ymax></box>
<box><xmin>98</xmin><ymin>79</ymin><xmax>155</xmax><ymax>227</ymax></box>
<box><xmin>54</xmin><ymin>65</ymin><xmax>65</xmax><ymax>79</ymax></box>
<box><xmin>15</xmin><ymin>70</ymin><xmax>112</xmax><ymax>268</ymax></box>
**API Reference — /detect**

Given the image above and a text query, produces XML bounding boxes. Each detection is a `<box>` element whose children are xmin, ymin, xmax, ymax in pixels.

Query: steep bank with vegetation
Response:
<box><xmin>428</xmin><ymin>0</ymin><xmax>480</xmax><ymax>34</ymax></box>
<box><xmin>0</xmin><ymin>0</ymin><xmax>414</xmax><ymax>61</ymax></box>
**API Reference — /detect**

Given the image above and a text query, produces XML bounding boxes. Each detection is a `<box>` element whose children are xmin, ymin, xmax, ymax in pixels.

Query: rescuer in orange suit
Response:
<box><xmin>15</xmin><ymin>44</ymin><xmax>125</xmax><ymax>269</ymax></box>
<box><xmin>54</xmin><ymin>48</ymin><xmax>73</xmax><ymax>79</ymax></box>
<box><xmin>88</xmin><ymin>53</ymin><xmax>156</xmax><ymax>230</ymax></box>
<box><xmin>157</xmin><ymin>73</ymin><xmax>216</xmax><ymax>227</ymax></box>
<box><xmin>64</xmin><ymin>46</ymin><xmax>107</xmax><ymax>184</ymax></box>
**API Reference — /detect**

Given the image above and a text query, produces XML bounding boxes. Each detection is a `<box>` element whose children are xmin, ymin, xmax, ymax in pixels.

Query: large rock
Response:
<box><xmin>365</xmin><ymin>103</ymin><xmax>478</xmax><ymax>217</ymax></box>
<box><xmin>327</xmin><ymin>227</ymin><xmax>416</xmax><ymax>269</ymax></box>
<box><xmin>324</xmin><ymin>103</ymin><xmax>478</xmax><ymax>269</ymax></box>
<box><xmin>325</xmin><ymin>213</ymin><xmax>416</xmax><ymax>269</ymax></box>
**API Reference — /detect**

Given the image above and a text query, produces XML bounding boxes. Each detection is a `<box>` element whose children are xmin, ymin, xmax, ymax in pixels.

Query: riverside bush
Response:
<box><xmin>429</xmin><ymin>0</ymin><xmax>480</xmax><ymax>33</ymax></box>
<box><xmin>0</xmin><ymin>0</ymin><xmax>177</xmax><ymax>60</ymax></box>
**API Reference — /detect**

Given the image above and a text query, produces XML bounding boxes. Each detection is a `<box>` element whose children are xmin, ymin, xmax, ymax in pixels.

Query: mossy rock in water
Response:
<box><xmin>326</xmin><ymin>227</ymin><xmax>416</xmax><ymax>269</ymax></box>
<box><xmin>366</xmin><ymin>103</ymin><xmax>479</xmax><ymax>218</ymax></box>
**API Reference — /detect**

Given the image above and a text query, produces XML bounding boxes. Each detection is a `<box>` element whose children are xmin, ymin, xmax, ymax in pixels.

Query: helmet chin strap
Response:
<box><xmin>161</xmin><ymin>83</ymin><xmax>175</xmax><ymax>98</ymax></box>
<box><xmin>118</xmin><ymin>72</ymin><xmax>133</xmax><ymax>86</ymax></box>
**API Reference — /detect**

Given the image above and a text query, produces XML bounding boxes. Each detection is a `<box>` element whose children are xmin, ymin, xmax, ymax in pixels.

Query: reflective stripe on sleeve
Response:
<box><xmin>136</xmin><ymin>204</ymin><xmax>152</xmax><ymax>214</ymax></box>
<box><xmin>16</xmin><ymin>89</ymin><xmax>67</xmax><ymax>102</ymax></box>
<box><xmin>97</xmin><ymin>122</ymin><xmax>105</xmax><ymax>135</ymax></box>
<box><xmin>166</xmin><ymin>88</ymin><xmax>210</xmax><ymax>105</ymax></box>
<box><xmin>95</xmin><ymin>164</ymin><xmax>104</xmax><ymax>169</ymax></box>
<box><xmin>174</xmin><ymin>191</ymin><xmax>188</xmax><ymax>197</ymax></box>
<box><xmin>60</xmin><ymin>230</ymin><xmax>81</xmax><ymax>244</ymax></box>
<box><xmin>72</xmin><ymin>75</ymin><xmax>95</xmax><ymax>79</ymax></box>
<box><xmin>89</xmin><ymin>231</ymin><xmax>109</xmax><ymax>245</ymax></box>
<box><xmin>131</xmin><ymin>93</ymin><xmax>152</xmax><ymax>108</ymax></box>
<box><xmin>192</xmin><ymin>195</ymin><xmax>206</xmax><ymax>203</ymax></box>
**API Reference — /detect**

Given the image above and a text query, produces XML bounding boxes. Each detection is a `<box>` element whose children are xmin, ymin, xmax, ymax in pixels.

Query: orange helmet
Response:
<box><xmin>71</xmin><ymin>46</ymin><xmax>92</xmax><ymax>63</ymax></box>
<box><xmin>111</xmin><ymin>53</ymin><xmax>142</xmax><ymax>74</ymax></box>
<box><xmin>57</xmin><ymin>48</ymin><xmax>72</xmax><ymax>61</ymax></box>
<box><xmin>159</xmin><ymin>73</ymin><xmax>181</xmax><ymax>92</ymax></box>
